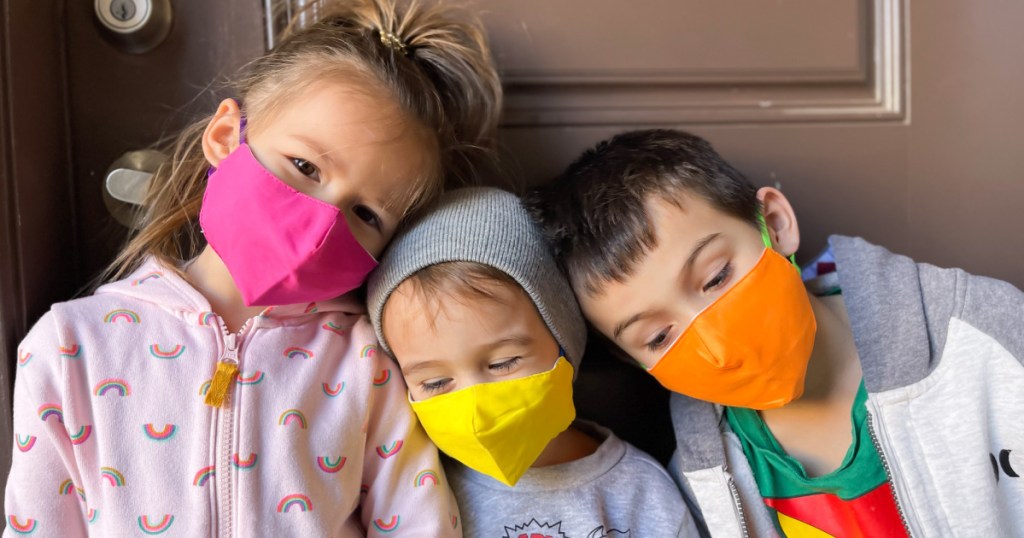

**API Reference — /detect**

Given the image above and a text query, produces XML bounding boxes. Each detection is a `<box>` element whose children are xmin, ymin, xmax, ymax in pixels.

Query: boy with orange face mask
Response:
<box><xmin>525</xmin><ymin>130</ymin><xmax>1024</xmax><ymax>537</ymax></box>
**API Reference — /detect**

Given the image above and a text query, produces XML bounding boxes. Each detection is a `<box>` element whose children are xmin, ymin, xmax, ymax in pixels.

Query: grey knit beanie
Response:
<box><xmin>367</xmin><ymin>187</ymin><xmax>586</xmax><ymax>371</ymax></box>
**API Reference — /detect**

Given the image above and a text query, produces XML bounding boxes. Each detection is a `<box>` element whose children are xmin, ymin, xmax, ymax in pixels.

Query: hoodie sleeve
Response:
<box><xmin>359</xmin><ymin>347</ymin><xmax>461</xmax><ymax>537</ymax></box>
<box><xmin>4</xmin><ymin>311</ymin><xmax>88</xmax><ymax>538</ymax></box>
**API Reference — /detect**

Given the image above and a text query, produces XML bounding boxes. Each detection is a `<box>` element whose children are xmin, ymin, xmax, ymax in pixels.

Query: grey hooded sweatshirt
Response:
<box><xmin>669</xmin><ymin>235</ymin><xmax>1024</xmax><ymax>537</ymax></box>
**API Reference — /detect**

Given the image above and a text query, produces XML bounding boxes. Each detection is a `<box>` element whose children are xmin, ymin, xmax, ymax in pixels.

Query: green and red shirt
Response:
<box><xmin>724</xmin><ymin>381</ymin><xmax>908</xmax><ymax>538</ymax></box>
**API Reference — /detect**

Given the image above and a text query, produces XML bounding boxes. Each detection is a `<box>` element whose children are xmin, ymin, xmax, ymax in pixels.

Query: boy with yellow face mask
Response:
<box><xmin>368</xmin><ymin>187</ymin><xmax>700</xmax><ymax>537</ymax></box>
<box><xmin>524</xmin><ymin>129</ymin><xmax>1024</xmax><ymax>537</ymax></box>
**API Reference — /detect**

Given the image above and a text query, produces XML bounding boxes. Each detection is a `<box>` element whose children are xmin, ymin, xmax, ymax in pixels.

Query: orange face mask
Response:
<box><xmin>647</xmin><ymin>242</ymin><xmax>817</xmax><ymax>410</ymax></box>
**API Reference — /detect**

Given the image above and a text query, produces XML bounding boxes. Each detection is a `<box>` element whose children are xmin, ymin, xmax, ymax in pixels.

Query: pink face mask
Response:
<box><xmin>199</xmin><ymin>131</ymin><xmax>378</xmax><ymax>307</ymax></box>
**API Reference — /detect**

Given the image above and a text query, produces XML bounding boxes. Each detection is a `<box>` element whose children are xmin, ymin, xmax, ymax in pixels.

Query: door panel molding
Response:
<box><xmin>492</xmin><ymin>0</ymin><xmax>904</xmax><ymax>126</ymax></box>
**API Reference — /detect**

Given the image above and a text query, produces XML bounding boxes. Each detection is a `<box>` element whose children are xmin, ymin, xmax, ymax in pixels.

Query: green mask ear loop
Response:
<box><xmin>757</xmin><ymin>213</ymin><xmax>800</xmax><ymax>271</ymax></box>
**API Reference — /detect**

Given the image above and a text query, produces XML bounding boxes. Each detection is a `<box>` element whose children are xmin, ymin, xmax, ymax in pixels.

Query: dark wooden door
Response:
<box><xmin>488</xmin><ymin>0</ymin><xmax>1024</xmax><ymax>289</ymax></box>
<box><xmin>2</xmin><ymin>0</ymin><xmax>1022</xmax><ymax>498</ymax></box>
<box><xmin>482</xmin><ymin>0</ymin><xmax>1024</xmax><ymax>459</ymax></box>
<box><xmin>0</xmin><ymin>0</ymin><xmax>263</xmax><ymax>504</ymax></box>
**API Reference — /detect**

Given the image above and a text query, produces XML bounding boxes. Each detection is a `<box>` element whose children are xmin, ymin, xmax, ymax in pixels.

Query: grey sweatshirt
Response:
<box><xmin>446</xmin><ymin>421</ymin><xmax>701</xmax><ymax>537</ymax></box>
<box><xmin>668</xmin><ymin>235</ymin><xmax>1024</xmax><ymax>537</ymax></box>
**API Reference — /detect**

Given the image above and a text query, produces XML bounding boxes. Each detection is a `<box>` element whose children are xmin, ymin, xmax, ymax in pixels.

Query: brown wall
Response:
<box><xmin>905</xmin><ymin>1</ymin><xmax>1024</xmax><ymax>281</ymax></box>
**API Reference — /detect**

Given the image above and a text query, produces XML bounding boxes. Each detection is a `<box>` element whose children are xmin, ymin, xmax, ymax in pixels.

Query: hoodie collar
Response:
<box><xmin>94</xmin><ymin>257</ymin><xmax>366</xmax><ymax>325</ymax></box>
<box><xmin>829</xmin><ymin>235</ymin><xmax>932</xmax><ymax>393</ymax></box>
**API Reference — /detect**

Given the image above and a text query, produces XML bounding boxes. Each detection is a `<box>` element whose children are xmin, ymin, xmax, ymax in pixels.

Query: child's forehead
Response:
<box><xmin>644</xmin><ymin>191</ymin><xmax>742</xmax><ymax>235</ymax></box>
<box><xmin>572</xmin><ymin>191</ymin><xmax>734</xmax><ymax>295</ymax></box>
<box><xmin>250</xmin><ymin>81</ymin><xmax>410</xmax><ymax>138</ymax></box>
<box><xmin>392</xmin><ymin>273</ymin><xmax>524</xmax><ymax>318</ymax></box>
<box><xmin>383</xmin><ymin>275</ymin><xmax>557</xmax><ymax>360</ymax></box>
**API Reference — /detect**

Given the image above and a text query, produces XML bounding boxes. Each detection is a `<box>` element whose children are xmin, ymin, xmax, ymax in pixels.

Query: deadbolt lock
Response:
<box><xmin>94</xmin><ymin>0</ymin><xmax>173</xmax><ymax>54</ymax></box>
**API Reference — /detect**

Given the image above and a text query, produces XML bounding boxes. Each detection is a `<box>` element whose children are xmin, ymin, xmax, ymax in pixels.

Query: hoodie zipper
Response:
<box><xmin>866</xmin><ymin>410</ymin><xmax>914</xmax><ymax>537</ymax></box>
<box><xmin>212</xmin><ymin>320</ymin><xmax>251</xmax><ymax>538</ymax></box>
<box><xmin>726</xmin><ymin>474</ymin><xmax>751</xmax><ymax>538</ymax></box>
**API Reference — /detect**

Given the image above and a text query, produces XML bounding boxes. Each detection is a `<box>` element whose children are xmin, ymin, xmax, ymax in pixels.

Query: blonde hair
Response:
<box><xmin>104</xmin><ymin>0</ymin><xmax>502</xmax><ymax>282</ymax></box>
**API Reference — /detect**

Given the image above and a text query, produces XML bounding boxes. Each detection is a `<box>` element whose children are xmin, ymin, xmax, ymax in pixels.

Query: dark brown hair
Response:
<box><xmin>524</xmin><ymin>129</ymin><xmax>759</xmax><ymax>296</ymax></box>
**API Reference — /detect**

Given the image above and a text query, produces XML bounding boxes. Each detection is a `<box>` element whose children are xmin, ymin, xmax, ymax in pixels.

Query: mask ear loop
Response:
<box><xmin>235</xmin><ymin>98</ymin><xmax>247</xmax><ymax>144</ymax></box>
<box><xmin>557</xmin><ymin>346</ymin><xmax>574</xmax><ymax>372</ymax></box>
<box><xmin>757</xmin><ymin>213</ymin><xmax>800</xmax><ymax>271</ymax></box>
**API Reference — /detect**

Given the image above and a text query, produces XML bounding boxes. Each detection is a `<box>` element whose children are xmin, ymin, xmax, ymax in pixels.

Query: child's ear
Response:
<box><xmin>201</xmin><ymin>99</ymin><xmax>243</xmax><ymax>167</ymax></box>
<box><xmin>756</xmin><ymin>186</ymin><xmax>801</xmax><ymax>257</ymax></box>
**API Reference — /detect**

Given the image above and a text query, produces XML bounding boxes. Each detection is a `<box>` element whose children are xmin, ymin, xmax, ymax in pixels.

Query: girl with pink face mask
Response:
<box><xmin>4</xmin><ymin>1</ymin><xmax>501</xmax><ymax>536</ymax></box>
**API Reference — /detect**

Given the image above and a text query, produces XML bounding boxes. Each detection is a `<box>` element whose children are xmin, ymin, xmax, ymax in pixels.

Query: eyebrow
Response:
<box><xmin>613</xmin><ymin>310</ymin><xmax>655</xmax><ymax>341</ymax></box>
<box><xmin>400</xmin><ymin>359</ymin><xmax>447</xmax><ymax>377</ymax></box>
<box><xmin>611</xmin><ymin>232</ymin><xmax>721</xmax><ymax>341</ymax></box>
<box><xmin>292</xmin><ymin>134</ymin><xmax>338</xmax><ymax>170</ymax></box>
<box><xmin>374</xmin><ymin>194</ymin><xmax>402</xmax><ymax>224</ymax></box>
<box><xmin>685</xmin><ymin>233</ymin><xmax>721</xmax><ymax>273</ymax></box>
<box><xmin>484</xmin><ymin>334</ymin><xmax>533</xmax><ymax>351</ymax></box>
<box><xmin>398</xmin><ymin>334</ymin><xmax>534</xmax><ymax>377</ymax></box>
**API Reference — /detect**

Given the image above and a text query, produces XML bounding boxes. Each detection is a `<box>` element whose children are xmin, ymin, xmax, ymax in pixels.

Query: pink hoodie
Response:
<box><xmin>4</xmin><ymin>258</ymin><xmax>461</xmax><ymax>537</ymax></box>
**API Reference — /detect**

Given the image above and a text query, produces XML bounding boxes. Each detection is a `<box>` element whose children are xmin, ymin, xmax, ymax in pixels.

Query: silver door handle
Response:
<box><xmin>106</xmin><ymin>167</ymin><xmax>154</xmax><ymax>205</ymax></box>
<box><xmin>103</xmin><ymin>149</ymin><xmax>167</xmax><ymax>229</ymax></box>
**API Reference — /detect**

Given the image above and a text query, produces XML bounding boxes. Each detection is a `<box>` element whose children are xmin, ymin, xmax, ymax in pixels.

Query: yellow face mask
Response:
<box><xmin>409</xmin><ymin>355</ymin><xmax>576</xmax><ymax>487</ymax></box>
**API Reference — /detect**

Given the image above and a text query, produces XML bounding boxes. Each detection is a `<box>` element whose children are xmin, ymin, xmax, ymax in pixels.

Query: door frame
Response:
<box><xmin>0</xmin><ymin>0</ymin><xmax>79</xmax><ymax>498</ymax></box>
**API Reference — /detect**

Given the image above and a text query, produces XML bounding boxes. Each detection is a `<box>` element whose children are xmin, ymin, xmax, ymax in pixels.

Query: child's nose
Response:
<box><xmin>316</xmin><ymin>184</ymin><xmax>352</xmax><ymax>211</ymax></box>
<box><xmin>465</xmin><ymin>372</ymin><xmax>493</xmax><ymax>388</ymax></box>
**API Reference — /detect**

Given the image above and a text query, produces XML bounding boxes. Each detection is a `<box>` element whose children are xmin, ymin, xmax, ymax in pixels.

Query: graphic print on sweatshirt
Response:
<box><xmin>725</xmin><ymin>381</ymin><xmax>909</xmax><ymax>538</ymax></box>
<box><xmin>500</xmin><ymin>518</ymin><xmax>632</xmax><ymax>538</ymax></box>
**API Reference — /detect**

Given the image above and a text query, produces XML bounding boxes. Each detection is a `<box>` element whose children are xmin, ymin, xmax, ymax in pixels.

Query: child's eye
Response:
<box><xmin>421</xmin><ymin>378</ymin><xmax>451</xmax><ymax>394</ymax></box>
<box><xmin>353</xmin><ymin>205</ymin><xmax>382</xmax><ymax>230</ymax></box>
<box><xmin>290</xmin><ymin>157</ymin><xmax>320</xmax><ymax>180</ymax></box>
<box><xmin>702</xmin><ymin>262</ymin><xmax>732</xmax><ymax>293</ymax></box>
<box><xmin>646</xmin><ymin>329</ymin><xmax>672</xmax><ymax>352</ymax></box>
<box><xmin>489</xmin><ymin>356</ymin><xmax>522</xmax><ymax>373</ymax></box>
